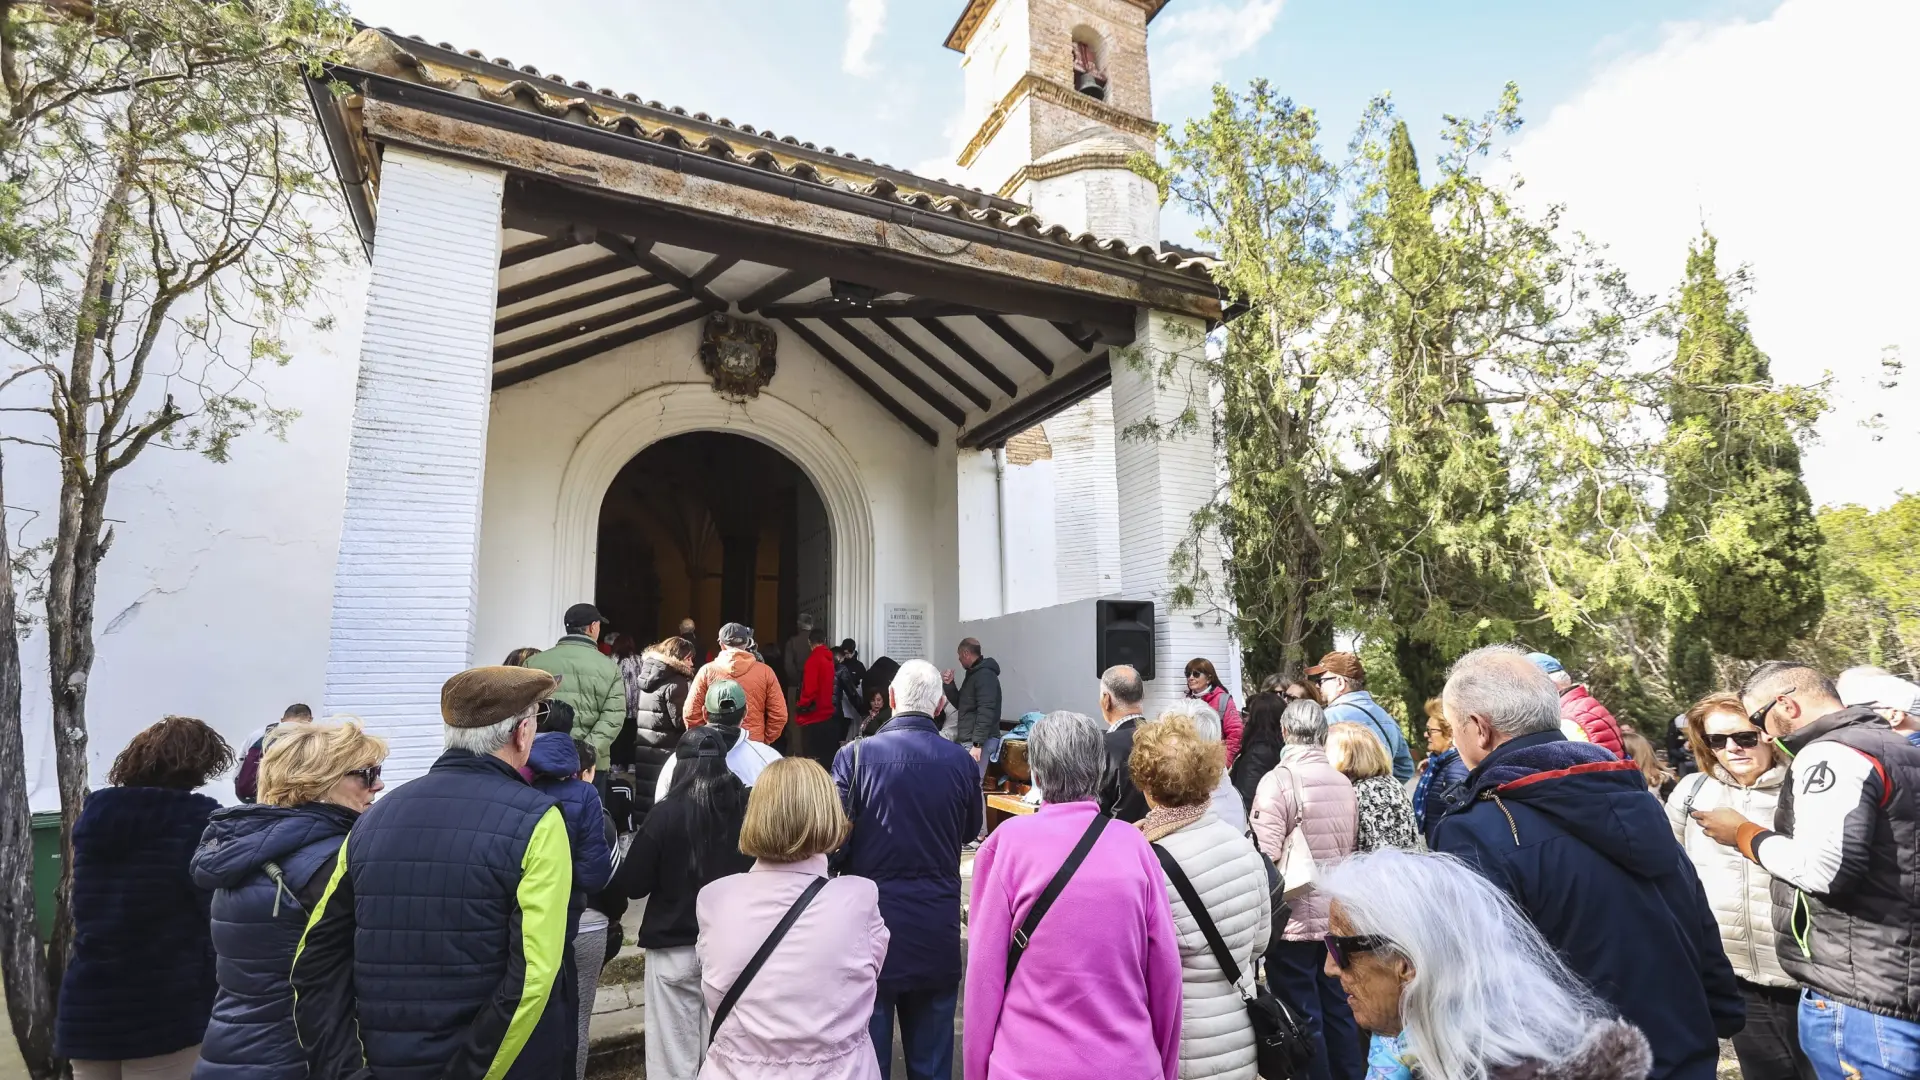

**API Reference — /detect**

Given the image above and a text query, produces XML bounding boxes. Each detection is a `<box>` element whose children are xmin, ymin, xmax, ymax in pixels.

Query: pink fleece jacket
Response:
<box><xmin>964</xmin><ymin>799</ymin><xmax>1182</xmax><ymax>1080</ymax></box>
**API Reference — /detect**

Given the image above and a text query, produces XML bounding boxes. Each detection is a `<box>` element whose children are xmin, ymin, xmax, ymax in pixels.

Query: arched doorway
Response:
<box><xmin>594</xmin><ymin>431</ymin><xmax>831</xmax><ymax>652</ymax></box>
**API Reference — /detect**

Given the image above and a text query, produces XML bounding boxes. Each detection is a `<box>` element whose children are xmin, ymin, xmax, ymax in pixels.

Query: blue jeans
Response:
<box><xmin>1799</xmin><ymin>990</ymin><xmax>1920</xmax><ymax>1080</ymax></box>
<box><xmin>870</xmin><ymin>983</ymin><xmax>957</xmax><ymax>1080</ymax></box>
<box><xmin>1266</xmin><ymin>938</ymin><xmax>1365</xmax><ymax>1080</ymax></box>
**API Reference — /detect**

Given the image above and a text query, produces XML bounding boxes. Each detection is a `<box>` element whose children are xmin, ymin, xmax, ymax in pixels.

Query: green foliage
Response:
<box><xmin>1798</xmin><ymin>496</ymin><xmax>1920</xmax><ymax>677</ymax></box>
<box><xmin>1140</xmin><ymin>81</ymin><xmax>1712</xmax><ymax>686</ymax></box>
<box><xmin>1658</xmin><ymin>233</ymin><xmax>1826</xmax><ymax>660</ymax></box>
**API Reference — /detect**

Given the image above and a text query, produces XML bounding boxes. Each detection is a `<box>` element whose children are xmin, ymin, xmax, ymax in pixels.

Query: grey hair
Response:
<box><xmin>1100</xmin><ymin>665</ymin><xmax>1144</xmax><ymax>707</ymax></box>
<box><xmin>1029</xmin><ymin>710</ymin><xmax>1105</xmax><ymax>804</ymax></box>
<box><xmin>1281</xmin><ymin>698</ymin><xmax>1327</xmax><ymax>746</ymax></box>
<box><xmin>1160</xmin><ymin>699</ymin><xmax>1222</xmax><ymax>742</ymax></box>
<box><xmin>443</xmin><ymin>704</ymin><xmax>533</xmax><ymax>756</ymax></box>
<box><xmin>1321</xmin><ymin>849</ymin><xmax>1611</xmax><ymax>1080</ymax></box>
<box><xmin>1444</xmin><ymin>645</ymin><xmax>1562</xmax><ymax>739</ymax></box>
<box><xmin>891</xmin><ymin>659</ymin><xmax>945</xmax><ymax>717</ymax></box>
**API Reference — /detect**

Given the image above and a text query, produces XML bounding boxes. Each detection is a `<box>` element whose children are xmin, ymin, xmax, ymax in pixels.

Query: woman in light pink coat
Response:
<box><xmin>964</xmin><ymin>710</ymin><xmax>1182</xmax><ymax>1080</ymax></box>
<box><xmin>697</xmin><ymin>759</ymin><xmax>889</xmax><ymax>1080</ymax></box>
<box><xmin>1249</xmin><ymin>698</ymin><xmax>1362</xmax><ymax>1080</ymax></box>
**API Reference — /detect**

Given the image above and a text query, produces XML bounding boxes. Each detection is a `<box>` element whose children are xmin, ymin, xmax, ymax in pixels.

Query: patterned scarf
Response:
<box><xmin>1136</xmin><ymin>803</ymin><xmax>1206</xmax><ymax>842</ymax></box>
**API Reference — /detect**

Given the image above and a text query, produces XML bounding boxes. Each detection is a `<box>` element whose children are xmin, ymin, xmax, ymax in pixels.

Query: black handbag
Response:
<box><xmin>1153</xmin><ymin>843</ymin><xmax>1316</xmax><ymax>1080</ymax></box>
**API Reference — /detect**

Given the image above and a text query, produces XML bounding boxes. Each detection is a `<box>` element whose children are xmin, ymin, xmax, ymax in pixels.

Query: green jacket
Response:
<box><xmin>526</xmin><ymin>636</ymin><xmax>626</xmax><ymax>770</ymax></box>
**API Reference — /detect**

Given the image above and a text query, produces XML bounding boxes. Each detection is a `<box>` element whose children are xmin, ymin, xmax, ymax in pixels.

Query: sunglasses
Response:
<box><xmin>346</xmin><ymin>766</ymin><xmax>382</xmax><ymax>787</ymax></box>
<box><xmin>1323</xmin><ymin>933</ymin><xmax>1389</xmax><ymax>969</ymax></box>
<box><xmin>1707</xmin><ymin>731</ymin><xmax>1764</xmax><ymax>751</ymax></box>
<box><xmin>1748</xmin><ymin>688</ymin><xmax>1797</xmax><ymax>730</ymax></box>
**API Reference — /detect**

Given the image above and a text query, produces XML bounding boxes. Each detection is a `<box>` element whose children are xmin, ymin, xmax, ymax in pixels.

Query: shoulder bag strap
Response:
<box><xmin>1151</xmin><ymin>843</ymin><xmax>1247</xmax><ymax>993</ymax></box>
<box><xmin>708</xmin><ymin>876</ymin><xmax>829</xmax><ymax>1046</ymax></box>
<box><xmin>1004</xmin><ymin>810</ymin><xmax>1109</xmax><ymax>989</ymax></box>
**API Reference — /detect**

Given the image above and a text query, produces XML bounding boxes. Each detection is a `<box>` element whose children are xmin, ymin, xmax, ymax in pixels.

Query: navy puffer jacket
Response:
<box><xmin>191</xmin><ymin>801</ymin><xmax>358</xmax><ymax>1080</ymax></box>
<box><xmin>529</xmin><ymin>731</ymin><xmax>614</xmax><ymax>932</ymax></box>
<box><xmin>54</xmin><ymin>786</ymin><xmax>219</xmax><ymax>1061</ymax></box>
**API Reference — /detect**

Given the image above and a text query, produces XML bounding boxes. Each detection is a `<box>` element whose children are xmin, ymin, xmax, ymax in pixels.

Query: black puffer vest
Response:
<box><xmin>1772</xmin><ymin>707</ymin><xmax>1920</xmax><ymax>1020</ymax></box>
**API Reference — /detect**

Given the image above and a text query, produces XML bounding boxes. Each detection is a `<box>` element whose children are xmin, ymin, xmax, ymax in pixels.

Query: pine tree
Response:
<box><xmin>1660</xmin><ymin>232</ymin><xmax>1825</xmax><ymax>673</ymax></box>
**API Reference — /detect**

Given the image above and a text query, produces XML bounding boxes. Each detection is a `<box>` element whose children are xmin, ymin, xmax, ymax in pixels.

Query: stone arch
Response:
<box><xmin>553</xmin><ymin>382</ymin><xmax>875</xmax><ymax>655</ymax></box>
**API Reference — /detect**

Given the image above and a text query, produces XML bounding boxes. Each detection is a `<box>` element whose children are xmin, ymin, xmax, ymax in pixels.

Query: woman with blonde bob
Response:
<box><xmin>696</xmin><ymin>758</ymin><xmax>889</xmax><ymax>1079</ymax></box>
<box><xmin>1319</xmin><ymin>848</ymin><xmax>1653</xmax><ymax>1080</ymax></box>
<box><xmin>1132</xmin><ymin>717</ymin><xmax>1272</xmax><ymax>1080</ymax></box>
<box><xmin>192</xmin><ymin>720</ymin><xmax>388</xmax><ymax>1080</ymax></box>
<box><xmin>1327</xmin><ymin>722</ymin><xmax>1421</xmax><ymax>853</ymax></box>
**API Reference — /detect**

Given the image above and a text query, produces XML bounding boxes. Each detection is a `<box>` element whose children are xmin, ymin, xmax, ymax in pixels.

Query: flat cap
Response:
<box><xmin>442</xmin><ymin>665</ymin><xmax>560</xmax><ymax>729</ymax></box>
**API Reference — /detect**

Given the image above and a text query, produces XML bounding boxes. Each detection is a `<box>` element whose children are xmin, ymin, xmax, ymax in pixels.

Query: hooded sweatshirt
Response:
<box><xmin>55</xmin><ymin>786</ymin><xmax>220</xmax><ymax>1061</ymax></box>
<box><xmin>1430</xmin><ymin>731</ymin><xmax>1742</xmax><ymax>1080</ymax></box>
<box><xmin>529</xmin><ymin>731</ymin><xmax>615</xmax><ymax>931</ymax></box>
<box><xmin>192</xmin><ymin>801</ymin><xmax>359</xmax><ymax>1080</ymax></box>
<box><xmin>686</xmin><ymin>646</ymin><xmax>788</xmax><ymax>744</ymax></box>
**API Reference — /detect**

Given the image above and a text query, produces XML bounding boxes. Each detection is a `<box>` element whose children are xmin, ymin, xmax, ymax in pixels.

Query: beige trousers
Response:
<box><xmin>69</xmin><ymin>1045</ymin><xmax>200</xmax><ymax>1080</ymax></box>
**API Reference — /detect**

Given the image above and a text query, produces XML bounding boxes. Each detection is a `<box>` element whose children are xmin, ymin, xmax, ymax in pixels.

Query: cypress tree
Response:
<box><xmin>1660</xmin><ymin>232</ymin><xmax>1824</xmax><ymax>669</ymax></box>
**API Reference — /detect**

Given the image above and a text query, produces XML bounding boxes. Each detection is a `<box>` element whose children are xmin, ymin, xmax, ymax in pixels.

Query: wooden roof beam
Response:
<box><xmin>690</xmin><ymin>254</ymin><xmax>741</xmax><ymax>289</ymax></box>
<box><xmin>495</xmin><ymin>275</ymin><xmax>660</xmax><ymax>334</ymax></box>
<box><xmin>500</xmin><ymin>234</ymin><xmax>580</xmax><ymax>268</ymax></box>
<box><xmin>871</xmin><ymin>319</ymin><xmax>991</xmax><ymax>410</ymax></box>
<box><xmin>494</xmin><ymin>285</ymin><xmax>687</xmax><ymax>362</ymax></box>
<box><xmin>494</xmin><ymin>301</ymin><xmax>714</xmax><ymax>391</ymax></box>
<box><xmin>977</xmin><ymin>313</ymin><xmax>1055</xmax><ymax>377</ymax></box>
<box><xmin>915</xmin><ymin>317</ymin><xmax>1019</xmax><ymax>397</ymax></box>
<box><xmin>781</xmin><ymin>319</ymin><xmax>938</xmax><ymax>446</ymax></box>
<box><xmin>497</xmin><ymin>252</ymin><xmax>632</xmax><ymax>307</ymax></box>
<box><xmin>761</xmin><ymin>298</ymin><xmax>983</xmax><ymax>320</ymax></box>
<box><xmin>736</xmin><ymin>268</ymin><xmax>825</xmax><ymax>313</ymax></box>
<box><xmin>819</xmin><ymin>317</ymin><xmax>967</xmax><ymax>426</ymax></box>
<box><xmin>597</xmin><ymin>231</ymin><xmax>726</xmax><ymax>310</ymax></box>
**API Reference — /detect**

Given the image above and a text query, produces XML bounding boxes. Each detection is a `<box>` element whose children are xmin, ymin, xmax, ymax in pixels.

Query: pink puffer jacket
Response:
<box><xmin>1249</xmin><ymin>745</ymin><xmax>1357</xmax><ymax>940</ymax></box>
<box><xmin>1560</xmin><ymin>685</ymin><xmax>1625</xmax><ymax>759</ymax></box>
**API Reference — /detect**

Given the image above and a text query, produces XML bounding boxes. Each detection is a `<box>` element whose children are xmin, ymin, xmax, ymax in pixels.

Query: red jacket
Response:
<box><xmin>1560</xmin><ymin>684</ymin><xmax>1625</xmax><ymax>758</ymax></box>
<box><xmin>796</xmin><ymin>644</ymin><xmax>837</xmax><ymax>726</ymax></box>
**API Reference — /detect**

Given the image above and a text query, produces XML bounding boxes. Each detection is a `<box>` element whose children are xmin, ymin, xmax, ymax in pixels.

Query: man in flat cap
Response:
<box><xmin>294</xmin><ymin>666</ymin><xmax>576</xmax><ymax>1080</ymax></box>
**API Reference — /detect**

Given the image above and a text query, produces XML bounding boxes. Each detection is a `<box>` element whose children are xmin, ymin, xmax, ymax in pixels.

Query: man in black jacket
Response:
<box><xmin>1695</xmin><ymin>661</ymin><xmax>1920</xmax><ymax>1080</ymax></box>
<box><xmin>942</xmin><ymin>637</ymin><xmax>1002</xmax><ymax>761</ymax></box>
<box><xmin>1096</xmin><ymin>664</ymin><xmax>1149</xmax><ymax>823</ymax></box>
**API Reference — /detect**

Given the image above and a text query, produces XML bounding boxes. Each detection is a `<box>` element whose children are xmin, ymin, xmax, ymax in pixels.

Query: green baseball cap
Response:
<box><xmin>705</xmin><ymin>678</ymin><xmax>747</xmax><ymax>724</ymax></box>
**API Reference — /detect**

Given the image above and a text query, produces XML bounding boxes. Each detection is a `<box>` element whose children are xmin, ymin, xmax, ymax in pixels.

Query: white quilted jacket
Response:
<box><xmin>1665</xmin><ymin>765</ymin><xmax>1793</xmax><ymax>988</ymax></box>
<box><xmin>1154</xmin><ymin>810</ymin><xmax>1274</xmax><ymax>1080</ymax></box>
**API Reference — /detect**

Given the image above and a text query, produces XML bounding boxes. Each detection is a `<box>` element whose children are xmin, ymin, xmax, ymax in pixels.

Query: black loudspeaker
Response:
<box><xmin>1096</xmin><ymin>599</ymin><xmax>1156</xmax><ymax>681</ymax></box>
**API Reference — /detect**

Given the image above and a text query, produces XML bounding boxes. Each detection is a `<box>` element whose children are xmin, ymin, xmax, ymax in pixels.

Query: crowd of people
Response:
<box><xmin>39</xmin><ymin>596</ymin><xmax>1920</xmax><ymax>1080</ymax></box>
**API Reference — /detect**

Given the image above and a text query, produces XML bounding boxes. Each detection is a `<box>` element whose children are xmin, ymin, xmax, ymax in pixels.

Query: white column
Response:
<box><xmin>955</xmin><ymin>447</ymin><xmax>1005</xmax><ymax>621</ymax></box>
<box><xmin>1110</xmin><ymin>309</ymin><xmax>1232</xmax><ymax>712</ymax></box>
<box><xmin>324</xmin><ymin>149</ymin><xmax>505</xmax><ymax>780</ymax></box>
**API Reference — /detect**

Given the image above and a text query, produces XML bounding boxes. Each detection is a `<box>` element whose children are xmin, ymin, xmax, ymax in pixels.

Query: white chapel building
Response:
<box><xmin>15</xmin><ymin>0</ymin><xmax>1237</xmax><ymax>795</ymax></box>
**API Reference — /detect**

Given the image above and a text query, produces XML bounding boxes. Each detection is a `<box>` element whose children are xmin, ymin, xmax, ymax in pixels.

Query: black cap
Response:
<box><xmin>564</xmin><ymin>602</ymin><xmax>602</xmax><ymax>630</ymax></box>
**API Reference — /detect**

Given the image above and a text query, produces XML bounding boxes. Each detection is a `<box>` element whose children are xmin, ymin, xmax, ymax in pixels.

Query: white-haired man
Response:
<box><xmin>1430</xmin><ymin>645</ymin><xmax>1741</xmax><ymax>1080</ymax></box>
<box><xmin>294</xmin><ymin>665</ymin><xmax>574</xmax><ymax>1080</ymax></box>
<box><xmin>833</xmin><ymin>658</ymin><xmax>985</xmax><ymax>1080</ymax></box>
<box><xmin>1694</xmin><ymin>661</ymin><xmax>1920</xmax><ymax>1080</ymax></box>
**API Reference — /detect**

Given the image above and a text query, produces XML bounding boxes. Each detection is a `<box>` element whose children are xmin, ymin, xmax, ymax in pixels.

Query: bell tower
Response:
<box><xmin>944</xmin><ymin>0</ymin><xmax>1170</xmax><ymax>248</ymax></box>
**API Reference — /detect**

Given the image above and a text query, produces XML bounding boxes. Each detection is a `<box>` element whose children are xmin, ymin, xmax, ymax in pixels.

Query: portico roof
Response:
<box><xmin>309</xmin><ymin>27</ymin><xmax>1222</xmax><ymax>449</ymax></box>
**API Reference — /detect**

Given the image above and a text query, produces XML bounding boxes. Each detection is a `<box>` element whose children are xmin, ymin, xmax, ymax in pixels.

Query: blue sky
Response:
<box><xmin>348</xmin><ymin>0</ymin><xmax>1916</xmax><ymax>509</ymax></box>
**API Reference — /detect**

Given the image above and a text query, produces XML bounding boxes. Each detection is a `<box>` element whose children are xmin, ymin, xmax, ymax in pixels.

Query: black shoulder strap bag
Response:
<box><xmin>707</xmin><ymin>876</ymin><xmax>829</xmax><ymax>1047</ymax></box>
<box><xmin>1004</xmin><ymin>809</ymin><xmax>1110</xmax><ymax>989</ymax></box>
<box><xmin>1152</xmin><ymin>843</ymin><xmax>1316</xmax><ymax>1080</ymax></box>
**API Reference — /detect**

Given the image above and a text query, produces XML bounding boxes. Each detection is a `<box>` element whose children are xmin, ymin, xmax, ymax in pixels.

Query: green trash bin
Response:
<box><xmin>31</xmin><ymin>811</ymin><xmax>63</xmax><ymax>942</ymax></box>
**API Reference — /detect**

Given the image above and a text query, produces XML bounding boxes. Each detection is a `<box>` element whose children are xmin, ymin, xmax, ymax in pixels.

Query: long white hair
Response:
<box><xmin>1318</xmin><ymin>849</ymin><xmax>1611</xmax><ymax>1080</ymax></box>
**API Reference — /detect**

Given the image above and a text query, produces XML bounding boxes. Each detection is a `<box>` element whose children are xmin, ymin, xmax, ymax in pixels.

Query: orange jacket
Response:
<box><xmin>686</xmin><ymin>647</ymin><xmax>788</xmax><ymax>745</ymax></box>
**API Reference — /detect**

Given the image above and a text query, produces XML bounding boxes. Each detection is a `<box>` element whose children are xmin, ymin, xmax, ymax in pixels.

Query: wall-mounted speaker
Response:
<box><xmin>1095</xmin><ymin>599</ymin><xmax>1155</xmax><ymax>681</ymax></box>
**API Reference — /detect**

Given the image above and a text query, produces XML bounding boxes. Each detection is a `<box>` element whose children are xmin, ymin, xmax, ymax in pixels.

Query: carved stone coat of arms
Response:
<box><xmin>698</xmin><ymin>313</ymin><xmax>778</xmax><ymax>401</ymax></box>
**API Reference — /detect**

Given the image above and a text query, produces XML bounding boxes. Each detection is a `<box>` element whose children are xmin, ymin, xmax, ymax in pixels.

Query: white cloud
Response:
<box><xmin>842</xmin><ymin>0</ymin><xmax>887</xmax><ymax>78</ymax></box>
<box><xmin>1509</xmin><ymin>0</ymin><xmax>1919</xmax><ymax>510</ymax></box>
<box><xmin>1152</xmin><ymin>0</ymin><xmax>1284</xmax><ymax>99</ymax></box>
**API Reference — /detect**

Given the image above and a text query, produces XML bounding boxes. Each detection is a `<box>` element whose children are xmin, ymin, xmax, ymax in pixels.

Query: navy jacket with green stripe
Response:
<box><xmin>292</xmin><ymin>749</ymin><xmax>573</xmax><ymax>1080</ymax></box>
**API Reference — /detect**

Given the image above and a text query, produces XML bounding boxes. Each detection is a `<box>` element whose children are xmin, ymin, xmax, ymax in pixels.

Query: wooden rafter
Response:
<box><xmin>915</xmin><ymin>317</ymin><xmax>1018</xmax><ymax>397</ymax></box>
<box><xmin>1051</xmin><ymin>320</ymin><xmax>1102</xmax><ymax>352</ymax></box>
<box><xmin>597</xmin><ymin>232</ymin><xmax>726</xmax><ymax>310</ymax></box>
<box><xmin>494</xmin><ymin>286</ymin><xmax>687</xmax><ymax>362</ymax></box>
<box><xmin>962</xmin><ymin>353</ymin><xmax>1113</xmax><ymax>450</ymax></box>
<box><xmin>818</xmin><ymin>317</ymin><xmax>967</xmax><ymax>426</ymax></box>
<box><xmin>494</xmin><ymin>301</ymin><xmax>713</xmax><ymax>391</ymax></box>
<box><xmin>977</xmin><ymin>313</ymin><xmax>1054</xmax><ymax>376</ymax></box>
<box><xmin>761</xmin><ymin>297</ymin><xmax>982</xmax><ymax>320</ymax></box>
<box><xmin>499</xmin><ymin>234</ymin><xmax>578</xmax><ymax>268</ymax></box>
<box><xmin>690</xmin><ymin>254</ymin><xmax>741</xmax><ymax>289</ymax></box>
<box><xmin>737</xmin><ymin>268</ymin><xmax>823</xmax><ymax>313</ymax></box>
<box><xmin>497</xmin><ymin>253</ymin><xmax>632</xmax><ymax>307</ymax></box>
<box><xmin>494</xmin><ymin>275</ymin><xmax>660</xmax><ymax>334</ymax></box>
<box><xmin>781</xmin><ymin>319</ymin><xmax>938</xmax><ymax>446</ymax></box>
<box><xmin>871</xmin><ymin>319</ymin><xmax>991</xmax><ymax>410</ymax></box>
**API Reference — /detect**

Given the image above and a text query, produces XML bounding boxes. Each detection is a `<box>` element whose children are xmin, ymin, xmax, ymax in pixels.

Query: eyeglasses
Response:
<box><xmin>1185</xmin><ymin>670</ymin><xmax>1206</xmax><ymax>679</ymax></box>
<box><xmin>1323</xmin><ymin>933</ymin><xmax>1389</xmax><ymax>969</ymax></box>
<box><xmin>1749</xmin><ymin>688</ymin><xmax>1796</xmax><ymax>730</ymax></box>
<box><xmin>1707</xmin><ymin>731</ymin><xmax>1764</xmax><ymax>751</ymax></box>
<box><xmin>346</xmin><ymin>766</ymin><xmax>382</xmax><ymax>787</ymax></box>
